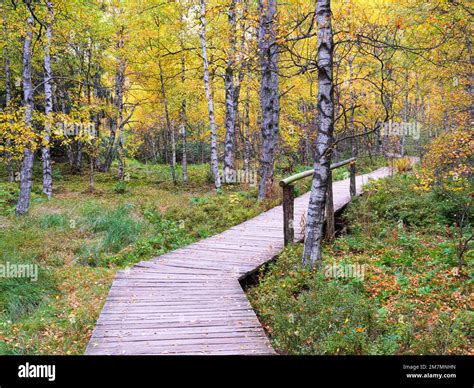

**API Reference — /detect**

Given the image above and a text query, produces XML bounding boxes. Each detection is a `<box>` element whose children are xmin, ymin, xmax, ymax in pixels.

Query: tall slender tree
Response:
<box><xmin>179</xmin><ymin>13</ymin><xmax>188</xmax><ymax>183</ymax></box>
<box><xmin>199</xmin><ymin>0</ymin><xmax>221</xmax><ymax>190</ymax></box>
<box><xmin>257</xmin><ymin>0</ymin><xmax>280</xmax><ymax>199</ymax></box>
<box><xmin>158</xmin><ymin>56</ymin><xmax>177</xmax><ymax>184</ymax></box>
<box><xmin>42</xmin><ymin>0</ymin><xmax>54</xmax><ymax>199</ymax></box>
<box><xmin>16</xmin><ymin>14</ymin><xmax>35</xmax><ymax>216</ymax></box>
<box><xmin>102</xmin><ymin>25</ymin><xmax>126</xmax><ymax>175</ymax></box>
<box><xmin>223</xmin><ymin>0</ymin><xmax>237</xmax><ymax>183</ymax></box>
<box><xmin>302</xmin><ymin>0</ymin><xmax>335</xmax><ymax>268</ymax></box>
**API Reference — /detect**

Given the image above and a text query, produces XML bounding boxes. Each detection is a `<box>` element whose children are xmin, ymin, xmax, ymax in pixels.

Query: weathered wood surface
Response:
<box><xmin>86</xmin><ymin>167</ymin><xmax>390</xmax><ymax>355</ymax></box>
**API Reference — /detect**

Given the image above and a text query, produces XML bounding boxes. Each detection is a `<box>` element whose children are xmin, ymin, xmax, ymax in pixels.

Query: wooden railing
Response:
<box><xmin>279</xmin><ymin>157</ymin><xmax>357</xmax><ymax>246</ymax></box>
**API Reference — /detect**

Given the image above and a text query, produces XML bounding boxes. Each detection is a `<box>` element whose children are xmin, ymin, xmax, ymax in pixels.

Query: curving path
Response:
<box><xmin>86</xmin><ymin>167</ymin><xmax>391</xmax><ymax>355</ymax></box>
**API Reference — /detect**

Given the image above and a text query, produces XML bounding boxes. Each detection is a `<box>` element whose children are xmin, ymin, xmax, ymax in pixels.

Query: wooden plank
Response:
<box><xmin>86</xmin><ymin>168</ymin><xmax>390</xmax><ymax>355</ymax></box>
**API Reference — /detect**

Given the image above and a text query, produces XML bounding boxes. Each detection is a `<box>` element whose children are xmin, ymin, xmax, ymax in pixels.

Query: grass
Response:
<box><xmin>248</xmin><ymin>172</ymin><xmax>473</xmax><ymax>355</ymax></box>
<box><xmin>0</xmin><ymin>160</ymin><xmax>277</xmax><ymax>354</ymax></box>
<box><xmin>0</xmin><ymin>156</ymin><xmax>390</xmax><ymax>355</ymax></box>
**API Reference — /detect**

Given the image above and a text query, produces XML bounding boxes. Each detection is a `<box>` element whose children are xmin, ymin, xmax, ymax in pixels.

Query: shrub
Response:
<box><xmin>394</xmin><ymin>157</ymin><xmax>412</xmax><ymax>173</ymax></box>
<box><xmin>248</xmin><ymin>246</ymin><xmax>387</xmax><ymax>355</ymax></box>
<box><xmin>52</xmin><ymin>168</ymin><xmax>63</xmax><ymax>181</ymax></box>
<box><xmin>416</xmin><ymin>129</ymin><xmax>473</xmax><ymax>271</ymax></box>
<box><xmin>345</xmin><ymin>174</ymin><xmax>443</xmax><ymax>233</ymax></box>
<box><xmin>113</xmin><ymin>181</ymin><xmax>127</xmax><ymax>194</ymax></box>
<box><xmin>0</xmin><ymin>184</ymin><xmax>18</xmax><ymax>215</ymax></box>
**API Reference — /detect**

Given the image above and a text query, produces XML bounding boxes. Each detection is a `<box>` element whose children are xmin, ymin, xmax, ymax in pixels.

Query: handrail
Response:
<box><xmin>279</xmin><ymin>157</ymin><xmax>356</xmax><ymax>187</ymax></box>
<box><xmin>280</xmin><ymin>157</ymin><xmax>357</xmax><ymax>246</ymax></box>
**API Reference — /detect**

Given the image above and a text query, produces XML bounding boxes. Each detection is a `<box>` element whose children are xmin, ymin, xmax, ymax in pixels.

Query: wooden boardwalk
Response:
<box><xmin>86</xmin><ymin>167</ymin><xmax>391</xmax><ymax>355</ymax></box>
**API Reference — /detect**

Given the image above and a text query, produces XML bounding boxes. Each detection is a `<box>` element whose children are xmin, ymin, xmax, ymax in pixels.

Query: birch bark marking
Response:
<box><xmin>42</xmin><ymin>1</ymin><xmax>54</xmax><ymax>199</ymax></box>
<box><xmin>401</xmin><ymin>70</ymin><xmax>409</xmax><ymax>156</ymax></box>
<box><xmin>180</xmin><ymin>52</ymin><xmax>188</xmax><ymax>183</ymax></box>
<box><xmin>243</xmin><ymin>88</ymin><xmax>252</xmax><ymax>178</ymax></box>
<box><xmin>223</xmin><ymin>0</ymin><xmax>237</xmax><ymax>183</ymax></box>
<box><xmin>16</xmin><ymin>16</ymin><xmax>35</xmax><ymax>216</ymax></box>
<box><xmin>302</xmin><ymin>0</ymin><xmax>335</xmax><ymax>268</ymax></box>
<box><xmin>199</xmin><ymin>0</ymin><xmax>221</xmax><ymax>190</ymax></box>
<box><xmin>102</xmin><ymin>27</ymin><xmax>125</xmax><ymax>174</ymax></box>
<box><xmin>258</xmin><ymin>0</ymin><xmax>280</xmax><ymax>199</ymax></box>
<box><xmin>179</xmin><ymin>15</ymin><xmax>188</xmax><ymax>183</ymax></box>
<box><xmin>115</xmin><ymin>29</ymin><xmax>126</xmax><ymax>180</ymax></box>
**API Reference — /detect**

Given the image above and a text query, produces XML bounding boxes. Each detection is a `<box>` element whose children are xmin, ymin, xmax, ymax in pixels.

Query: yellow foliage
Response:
<box><xmin>394</xmin><ymin>157</ymin><xmax>412</xmax><ymax>173</ymax></box>
<box><xmin>416</xmin><ymin>129</ymin><xmax>474</xmax><ymax>193</ymax></box>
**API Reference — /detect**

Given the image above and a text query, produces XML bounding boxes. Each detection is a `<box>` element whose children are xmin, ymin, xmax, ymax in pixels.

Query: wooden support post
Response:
<box><xmin>350</xmin><ymin>160</ymin><xmax>356</xmax><ymax>197</ymax></box>
<box><xmin>279</xmin><ymin>157</ymin><xmax>356</xmax><ymax>246</ymax></box>
<box><xmin>325</xmin><ymin>171</ymin><xmax>335</xmax><ymax>242</ymax></box>
<box><xmin>283</xmin><ymin>185</ymin><xmax>294</xmax><ymax>246</ymax></box>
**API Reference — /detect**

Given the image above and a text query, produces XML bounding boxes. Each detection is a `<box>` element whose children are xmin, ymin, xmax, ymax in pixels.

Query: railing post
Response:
<box><xmin>280</xmin><ymin>157</ymin><xmax>356</xmax><ymax>246</ymax></box>
<box><xmin>282</xmin><ymin>184</ymin><xmax>294</xmax><ymax>246</ymax></box>
<box><xmin>325</xmin><ymin>170</ymin><xmax>335</xmax><ymax>242</ymax></box>
<box><xmin>350</xmin><ymin>160</ymin><xmax>356</xmax><ymax>197</ymax></box>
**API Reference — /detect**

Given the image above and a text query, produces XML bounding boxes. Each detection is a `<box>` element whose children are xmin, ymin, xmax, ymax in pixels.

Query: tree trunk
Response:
<box><xmin>89</xmin><ymin>154</ymin><xmax>94</xmax><ymax>191</ymax></box>
<box><xmin>102</xmin><ymin>121</ymin><xmax>116</xmax><ymax>172</ymax></box>
<box><xmin>42</xmin><ymin>1</ymin><xmax>54</xmax><ymax>199</ymax></box>
<box><xmin>302</xmin><ymin>0</ymin><xmax>335</xmax><ymax>268</ymax></box>
<box><xmin>180</xmin><ymin>32</ymin><xmax>188</xmax><ymax>183</ymax></box>
<box><xmin>401</xmin><ymin>70</ymin><xmax>409</xmax><ymax>156</ymax></box>
<box><xmin>223</xmin><ymin>0</ymin><xmax>237</xmax><ymax>183</ymax></box>
<box><xmin>199</xmin><ymin>0</ymin><xmax>221</xmax><ymax>190</ymax></box>
<box><xmin>243</xmin><ymin>88</ymin><xmax>252</xmax><ymax>178</ymax></box>
<box><xmin>257</xmin><ymin>0</ymin><xmax>279</xmax><ymax>199</ymax></box>
<box><xmin>116</xmin><ymin>43</ymin><xmax>126</xmax><ymax>180</ymax></box>
<box><xmin>348</xmin><ymin>55</ymin><xmax>357</xmax><ymax>160</ymax></box>
<box><xmin>103</xmin><ymin>28</ymin><xmax>125</xmax><ymax>174</ymax></box>
<box><xmin>325</xmin><ymin>170</ymin><xmax>335</xmax><ymax>242</ymax></box>
<box><xmin>159</xmin><ymin>58</ymin><xmax>176</xmax><ymax>184</ymax></box>
<box><xmin>16</xmin><ymin>16</ymin><xmax>35</xmax><ymax>216</ymax></box>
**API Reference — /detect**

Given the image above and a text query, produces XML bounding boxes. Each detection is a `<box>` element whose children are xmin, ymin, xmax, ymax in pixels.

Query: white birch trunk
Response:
<box><xmin>223</xmin><ymin>0</ymin><xmax>237</xmax><ymax>183</ymax></box>
<box><xmin>199</xmin><ymin>0</ymin><xmax>221</xmax><ymax>190</ymax></box>
<box><xmin>16</xmin><ymin>16</ymin><xmax>35</xmax><ymax>216</ymax></box>
<box><xmin>302</xmin><ymin>0</ymin><xmax>335</xmax><ymax>268</ymax></box>
<box><xmin>257</xmin><ymin>0</ymin><xmax>279</xmax><ymax>199</ymax></box>
<box><xmin>180</xmin><ymin>48</ymin><xmax>188</xmax><ymax>183</ymax></box>
<box><xmin>42</xmin><ymin>1</ymin><xmax>54</xmax><ymax>199</ymax></box>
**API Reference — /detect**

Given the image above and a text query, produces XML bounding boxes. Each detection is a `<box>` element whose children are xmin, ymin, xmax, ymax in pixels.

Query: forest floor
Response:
<box><xmin>248</xmin><ymin>172</ymin><xmax>473</xmax><ymax>355</ymax></box>
<box><xmin>0</xmin><ymin>155</ymin><xmax>394</xmax><ymax>355</ymax></box>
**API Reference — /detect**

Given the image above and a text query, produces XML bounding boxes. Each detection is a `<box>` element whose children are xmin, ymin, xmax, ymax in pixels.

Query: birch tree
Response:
<box><xmin>302</xmin><ymin>0</ymin><xmax>335</xmax><ymax>268</ymax></box>
<box><xmin>102</xmin><ymin>25</ymin><xmax>126</xmax><ymax>175</ymax></box>
<box><xmin>158</xmin><ymin>56</ymin><xmax>177</xmax><ymax>184</ymax></box>
<box><xmin>42</xmin><ymin>1</ymin><xmax>54</xmax><ymax>199</ymax></box>
<box><xmin>199</xmin><ymin>0</ymin><xmax>221</xmax><ymax>190</ymax></box>
<box><xmin>223</xmin><ymin>0</ymin><xmax>237</xmax><ymax>183</ymax></box>
<box><xmin>179</xmin><ymin>13</ymin><xmax>188</xmax><ymax>183</ymax></box>
<box><xmin>257</xmin><ymin>0</ymin><xmax>279</xmax><ymax>199</ymax></box>
<box><xmin>16</xmin><ymin>14</ymin><xmax>35</xmax><ymax>216</ymax></box>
